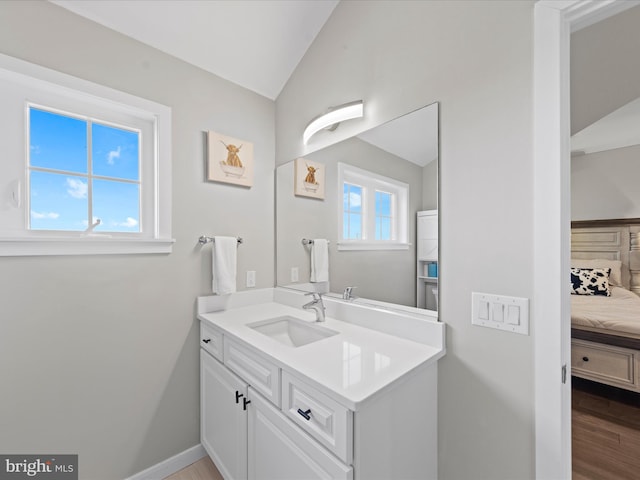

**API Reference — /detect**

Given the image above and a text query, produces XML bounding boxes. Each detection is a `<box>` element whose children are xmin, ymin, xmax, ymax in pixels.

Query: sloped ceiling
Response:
<box><xmin>50</xmin><ymin>0</ymin><xmax>339</xmax><ymax>100</ymax></box>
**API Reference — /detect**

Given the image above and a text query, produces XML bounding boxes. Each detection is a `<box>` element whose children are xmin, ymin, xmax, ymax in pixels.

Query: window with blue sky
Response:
<box><xmin>29</xmin><ymin>107</ymin><xmax>141</xmax><ymax>233</ymax></box>
<box><xmin>343</xmin><ymin>182</ymin><xmax>362</xmax><ymax>240</ymax></box>
<box><xmin>375</xmin><ymin>190</ymin><xmax>392</xmax><ymax>240</ymax></box>
<box><xmin>338</xmin><ymin>162</ymin><xmax>408</xmax><ymax>250</ymax></box>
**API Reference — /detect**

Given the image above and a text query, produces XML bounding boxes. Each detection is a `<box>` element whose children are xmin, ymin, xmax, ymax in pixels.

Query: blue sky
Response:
<box><xmin>343</xmin><ymin>184</ymin><xmax>392</xmax><ymax>240</ymax></box>
<box><xmin>343</xmin><ymin>183</ymin><xmax>362</xmax><ymax>239</ymax></box>
<box><xmin>375</xmin><ymin>191</ymin><xmax>391</xmax><ymax>240</ymax></box>
<box><xmin>29</xmin><ymin>108</ymin><xmax>140</xmax><ymax>232</ymax></box>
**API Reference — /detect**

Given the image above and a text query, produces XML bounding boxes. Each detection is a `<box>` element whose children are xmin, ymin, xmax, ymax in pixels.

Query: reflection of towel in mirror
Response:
<box><xmin>310</xmin><ymin>239</ymin><xmax>329</xmax><ymax>283</ymax></box>
<box><xmin>212</xmin><ymin>236</ymin><xmax>237</xmax><ymax>295</ymax></box>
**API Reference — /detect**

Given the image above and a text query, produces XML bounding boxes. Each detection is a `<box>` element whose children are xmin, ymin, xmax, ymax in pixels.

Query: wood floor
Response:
<box><xmin>572</xmin><ymin>378</ymin><xmax>640</xmax><ymax>480</ymax></box>
<box><xmin>163</xmin><ymin>455</ymin><xmax>223</xmax><ymax>480</ymax></box>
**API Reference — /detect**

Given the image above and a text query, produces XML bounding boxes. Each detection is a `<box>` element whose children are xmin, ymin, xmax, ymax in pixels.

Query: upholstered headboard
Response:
<box><xmin>571</xmin><ymin>219</ymin><xmax>640</xmax><ymax>296</ymax></box>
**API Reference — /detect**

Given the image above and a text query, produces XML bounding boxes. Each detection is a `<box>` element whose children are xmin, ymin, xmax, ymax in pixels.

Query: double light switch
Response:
<box><xmin>472</xmin><ymin>292</ymin><xmax>529</xmax><ymax>335</ymax></box>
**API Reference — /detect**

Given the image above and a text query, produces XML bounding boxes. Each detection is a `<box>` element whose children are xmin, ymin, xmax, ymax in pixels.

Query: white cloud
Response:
<box><xmin>31</xmin><ymin>211</ymin><xmax>59</xmax><ymax>220</ymax></box>
<box><xmin>66</xmin><ymin>178</ymin><xmax>87</xmax><ymax>199</ymax></box>
<box><xmin>348</xmin><ymin>192</ymin><xmax>361</xmax><ymax>208</ymax></box>
<box><xmin>120</xmin><ymin>217</ymin><xmax>138</xmax><ymax>228</ymax></box>
<box><xmin>30</xmin><ymin>145</ymin><xmax>41</xmax><ymax>154</ymax></box>
<box><xmin>107</xmin><ymin>146</ymin><xmax>122</xmax><ymax>165</ymax></box>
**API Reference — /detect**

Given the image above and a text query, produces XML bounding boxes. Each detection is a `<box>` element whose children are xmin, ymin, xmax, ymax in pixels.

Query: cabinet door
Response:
<box><xmin>201</xmin><ymin>349</ymin><xmax>248</xmax><ymax>480</ymax></box>
<box><xmin>417</xmin><ymin>211</ymin><xmax>438</xmax><ymax>260</ymax></box>
<box><xmin>248</xmin><ymin>387</ymin><xmax>352</xmax><ymax>480</ymax></box>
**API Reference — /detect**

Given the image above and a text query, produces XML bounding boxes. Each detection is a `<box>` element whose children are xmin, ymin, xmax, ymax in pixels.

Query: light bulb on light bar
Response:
<box><xmin>303</xmin><ymin>100</ymin><xmax>364</xmax><ymax>145</ymax></box>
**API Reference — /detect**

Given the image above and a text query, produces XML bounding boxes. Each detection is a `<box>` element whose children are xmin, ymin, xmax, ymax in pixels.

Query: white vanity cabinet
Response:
<box><xmin>200</xmin><ymin>326</ymin><xmax>354</xmax><ymax>480</ymax></box>
<box><xmin>198</xmin><ymin>292</ymin><xmax>443</xmax><ymax>480</ymax></box>
<box><xmin>248</xmin><ymin>388</ymin><xmax>353</xmax><ymax>480</ymax></box>
<box><xmin>200</xmin><ymin>321</ymin><xmax>438</xmax><ymax>480</ymax></box>
<box><xmin>200</xmin><ymin>348</ymin><xmax>249</xmax><ymax>480</ymax></box>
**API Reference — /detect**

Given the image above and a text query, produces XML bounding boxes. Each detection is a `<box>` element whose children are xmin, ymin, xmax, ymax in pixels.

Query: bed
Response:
<box><xmin>571</xmin><ymin>219</ymin><xmax>640</xmax><ymax>393</ymax></box>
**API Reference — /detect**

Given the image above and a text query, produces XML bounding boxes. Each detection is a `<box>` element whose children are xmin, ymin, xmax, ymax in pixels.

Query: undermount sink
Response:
<box><xmin>248</xmin><ymin>316</ymin><xmax>339</xmax><ymax>347</ymax></box>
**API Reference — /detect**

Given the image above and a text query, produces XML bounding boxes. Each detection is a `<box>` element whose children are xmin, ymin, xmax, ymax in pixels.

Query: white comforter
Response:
<box><xmin>571</xmin><ymin>286</ymin><xmax>640</xmax><ymax>336</ymax></box>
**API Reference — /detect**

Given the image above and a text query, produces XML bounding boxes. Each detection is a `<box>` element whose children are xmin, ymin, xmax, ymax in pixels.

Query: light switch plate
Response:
<box><xmin>472</xmin><ymin>292</ymin><xmax>529</xmax><ymax>335</ymax></box>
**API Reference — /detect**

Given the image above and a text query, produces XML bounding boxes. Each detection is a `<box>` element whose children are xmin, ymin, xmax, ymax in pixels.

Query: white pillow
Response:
<box><xmin>570</xmin><ymin>258</ymin><xmax>622</xmax><ymax>287</ymax></box>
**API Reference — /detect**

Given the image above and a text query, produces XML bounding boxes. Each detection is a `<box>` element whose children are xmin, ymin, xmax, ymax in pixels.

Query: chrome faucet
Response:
<box><xmin>343</xmin><ymin>286</ymin><xmax>357</xmax><ymax>300</ymax></box>
<box><xmin>302</xmin><ymin>292</ymin><xmax>325</xmax><ymax>322</ymax></box>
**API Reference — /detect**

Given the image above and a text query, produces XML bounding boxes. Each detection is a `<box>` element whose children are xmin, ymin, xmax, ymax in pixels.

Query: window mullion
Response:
<box><xmin>365</xmin><ymin>185</ymin><xmax>375</xmax><ymax>241</ymax></box>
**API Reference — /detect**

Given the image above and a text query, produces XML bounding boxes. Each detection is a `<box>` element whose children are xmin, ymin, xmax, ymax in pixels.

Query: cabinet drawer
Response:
<box><xmin>572</xmin><ymin>340</ymin><xmax>636</xmax><ymax>388</ymax></box>
<box><xmin>200</xmin><ymin>322</ymin><xmax>223</xmax><ymax>361</ymax></box>
<box><xmin>248</xmin><ymin>388</ymin><xmax>352</xmax><ymax>480</ymax></box>
<box><xmin>224</xmin><ymin>338</ymin><xmax>280</xmax><ymax>407</ymax></box>
<box><xmin>282</xmin><ymin>371</ymin><xmax>353</xmax><ymax>465</ymax></box>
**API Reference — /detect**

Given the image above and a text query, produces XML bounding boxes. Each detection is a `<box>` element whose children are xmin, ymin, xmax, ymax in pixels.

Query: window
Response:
<box><xmin>338</xmin><ymin>163</ymin><xmax>409</xmax><ymax>250</ymax></box>
<box><xmin>0</xmin><ymin>53</ymin><xmax>172</xmax><ymax>256</ymax></box>
<box><xmin>343</xmin><ymin>183</ymin><xmax>363</xmax><ymax>239</ymax></box>
<box><xmin>29</xmin><ymin>107</ymin><xmax>142</xmax><ymax>233</ymax></box>
<box><xmin>374</xmin><ymin>191</ymin><xmax>393</xmax><ymax>240</ymax></box>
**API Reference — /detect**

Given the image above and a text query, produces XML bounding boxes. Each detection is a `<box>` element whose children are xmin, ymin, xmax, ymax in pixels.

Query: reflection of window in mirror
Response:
<box><xmin>375</xmin><ymin>191</ymin><xmax>392</xmax><ymax>240</ymax></box>
<box><xmin>338</xmin><ymin>163</ymin><xmax>408</xmax><ymax>250</ymax></box>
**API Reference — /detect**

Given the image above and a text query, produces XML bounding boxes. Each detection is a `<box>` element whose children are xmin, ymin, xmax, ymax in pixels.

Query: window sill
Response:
<box><xmin>337</xmin><ymin>242</ymin><xmax>410</xmax><ymax>251</ymax></box>
<box><xmin>0</xmin><ymin>237</ymin><xmax>175</xmax><ymax>256</ymax></box>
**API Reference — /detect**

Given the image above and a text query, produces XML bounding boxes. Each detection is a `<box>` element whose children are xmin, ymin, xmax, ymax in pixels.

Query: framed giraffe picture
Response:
<box><xmin>294</xmin><ymin>157</ymin><xmax>325</xmax><ymax>199</ymax></box>
<box><xmin>207</xmin><ymin>131</ymin><xmax>254</xmax><ymax>187</ymax></box>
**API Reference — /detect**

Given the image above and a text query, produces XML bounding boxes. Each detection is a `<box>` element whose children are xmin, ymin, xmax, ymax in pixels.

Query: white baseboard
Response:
<box><xmin>125</xmin><ymin>444</ymin><xmax>207</xmax><ymax>480</ymax></box>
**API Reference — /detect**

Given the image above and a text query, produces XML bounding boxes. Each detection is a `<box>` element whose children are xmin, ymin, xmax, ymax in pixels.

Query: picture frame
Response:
<box><xmin>294</xmin><ymin>157</ymin><xmax>325</xmax><ymax>199</ymax></box>
<box><xmin>207</xmin><ymin>131</ymin><xmax>254</xmax><ymax>187</ymax></box>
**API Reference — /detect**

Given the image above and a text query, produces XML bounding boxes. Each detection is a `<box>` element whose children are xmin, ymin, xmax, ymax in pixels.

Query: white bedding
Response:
<box><xmin>571</xmin><ymin>286</ymin><xmax>640</xmax><ymax>336</ymax></box>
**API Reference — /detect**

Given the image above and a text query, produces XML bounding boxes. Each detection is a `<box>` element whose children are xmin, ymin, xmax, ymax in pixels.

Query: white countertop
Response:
<box><xmin>198</xmin><ymin>300</ymin><xmax>444</xmax><ymax>410</ymax></box>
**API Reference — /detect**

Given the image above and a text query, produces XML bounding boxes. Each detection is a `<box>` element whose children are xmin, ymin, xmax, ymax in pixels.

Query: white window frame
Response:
<box><xmin>0</xmin><ymin>53</ymin><xmax>173</xmax><ymax>256</ymax></box>
<box><xmin>337</xmin><ymin>162</ymin><xmax>409</xmax><ymax>251</ymax></box>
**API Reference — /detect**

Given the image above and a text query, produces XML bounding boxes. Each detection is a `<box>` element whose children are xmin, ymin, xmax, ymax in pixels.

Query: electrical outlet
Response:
<box><xmin>246</xmin><ymin>270</ymin><xmax>256</xmax><ymax>288</ymax></box>
<box><xmin>291</xmin><ymin>267</ymin><xmax>299</xmax><ymax>282</ymax></box>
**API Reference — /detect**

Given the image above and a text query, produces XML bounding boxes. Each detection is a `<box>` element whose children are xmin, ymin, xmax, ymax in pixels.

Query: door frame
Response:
<box><xmin>533</xmin><ymin>1</ymin><xmax>640</xmax><ymax>478</ymax></box>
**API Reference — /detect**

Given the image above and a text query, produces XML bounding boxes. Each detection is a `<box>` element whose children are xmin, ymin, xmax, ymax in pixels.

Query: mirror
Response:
<box><xmin>276</xmin><ymin>103</ymin><xmax>439</xmax><ymax>310</ymax></box>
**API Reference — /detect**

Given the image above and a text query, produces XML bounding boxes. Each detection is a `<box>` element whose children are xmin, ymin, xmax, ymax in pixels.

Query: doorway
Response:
<box><xmin>533</xmin><ymin>1</ymin><xmax>640</xmax><ymax>478</ymax></box>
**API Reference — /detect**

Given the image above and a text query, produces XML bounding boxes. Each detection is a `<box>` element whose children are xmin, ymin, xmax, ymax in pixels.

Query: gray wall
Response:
<box><xmin>570</xmin><ymin>6</ymin><xmax>640</xmax><ymax>222</ymax></box>
<box><xmin>422</xmin><ymin>159</ymin><xmax>438</xmax><ymax>210</ymax></box>
<box><xmin>571</xmin><ymin>5</ymin><xmax>640</xmax><ymax>135</ymax></box>
<box><xmin>0</xmin><ymin>2</ymin><xmax>274</xmax><ymax>479</ymax></box>
<box><xmin>276</xmin><ymin>137</ymin><xmax>424</xmax><ymax>306</ymax></box>
<box><xmin>276</xmin><ymin>1</ymin><xmax>535</xmax><ymax>479</ymax></box>
<box><xmin>572</xmin><ymin>144</ymin><xmax>640</xmax><ymax>220</ymax></box>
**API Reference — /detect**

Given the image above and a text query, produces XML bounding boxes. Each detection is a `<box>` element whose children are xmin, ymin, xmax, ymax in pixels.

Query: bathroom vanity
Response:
<box><xmin>197</xmin><ymin>288</ymin><xmax>444</xmax><ymax>480</ymax></box>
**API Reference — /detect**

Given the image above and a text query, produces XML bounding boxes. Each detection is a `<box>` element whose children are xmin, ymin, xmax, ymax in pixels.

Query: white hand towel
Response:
<box><xmin>212</xmin><ymin>236</ymin><xmax>237</xmax><ymax>295</ymax></box>
<box><xmin>310</xmin><ymin>239</ymin><xmax>329</xmax><ymax>283</ymax></box>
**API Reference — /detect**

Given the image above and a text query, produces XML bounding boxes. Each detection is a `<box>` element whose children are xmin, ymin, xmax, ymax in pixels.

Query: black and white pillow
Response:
<box><xmin>570</xmin><ymin>267</ymin><xmax>611</xmax><ymax>296</ymax></box>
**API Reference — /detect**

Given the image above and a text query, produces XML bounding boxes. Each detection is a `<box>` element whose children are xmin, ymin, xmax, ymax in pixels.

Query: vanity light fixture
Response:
<box><xmin>303</xmin><ymin>100</ymin><xmax>364</xmax><ymax>145</ymax></box>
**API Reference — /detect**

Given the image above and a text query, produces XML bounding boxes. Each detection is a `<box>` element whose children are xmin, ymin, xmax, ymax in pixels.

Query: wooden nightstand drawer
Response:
<box><xmin>572</xmin><ymin>339</ymin><xmax>637</xmax><ymax>389</ymax></box>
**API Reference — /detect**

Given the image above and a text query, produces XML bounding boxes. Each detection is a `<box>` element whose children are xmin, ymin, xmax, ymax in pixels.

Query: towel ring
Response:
<box><xmin>199</xmin><ymin>236</ymin><xmax>243</xmax><ymax>245</ymax></box>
